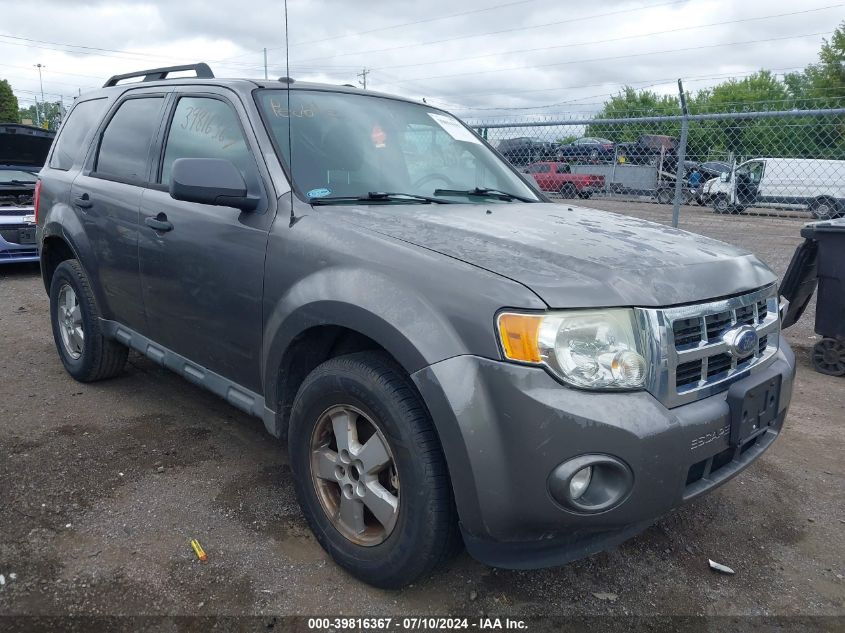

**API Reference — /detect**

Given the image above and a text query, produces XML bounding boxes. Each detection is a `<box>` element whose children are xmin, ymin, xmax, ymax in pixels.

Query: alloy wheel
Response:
<box><xmin>310</xmin><ymin>405</ymin><xmax>400</xmax><ymax>546</ymax></box>
<box><xmin>57</xmin><ymin>284</ymin><xmax>84</xmax><ymax>360</ymax></box>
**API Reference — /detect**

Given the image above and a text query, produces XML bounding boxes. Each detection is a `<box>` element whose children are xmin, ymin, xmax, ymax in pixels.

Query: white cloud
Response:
<box><xmin>0</xmin><ymin>0</ymin><xmax>836</xmax><ymax>118</ymax></box>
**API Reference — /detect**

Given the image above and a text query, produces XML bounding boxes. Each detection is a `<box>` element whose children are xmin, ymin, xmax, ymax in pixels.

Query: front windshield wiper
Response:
<box><xmin>309</xmin><ymin>191</ymin><xmax>453</xmax><ymax>205</ymax></box>
<box><xmin>433</xmin><ymin>187</ymin><xmax>536</xmax><ymax>203</ymax></box>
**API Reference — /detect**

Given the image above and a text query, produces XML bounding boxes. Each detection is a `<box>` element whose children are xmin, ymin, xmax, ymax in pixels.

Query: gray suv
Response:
<box><xmin>36</xmin><ymin>64</ymin><xmax>796</xmax><ymax>588</ymax></box>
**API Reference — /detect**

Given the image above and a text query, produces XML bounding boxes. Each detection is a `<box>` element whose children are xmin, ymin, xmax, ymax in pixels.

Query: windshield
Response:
<box><xmin>0</xmin><ymin>169</ymin><xmax>38</xmax><ymax>186</ymax></box>
<box><xmin>257</xmin><ymin>89</ymin><xmax>539</xmax><ymax>204</ymax></box>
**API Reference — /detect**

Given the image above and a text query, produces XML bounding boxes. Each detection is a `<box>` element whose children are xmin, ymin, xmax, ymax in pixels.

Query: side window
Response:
<box><xmin>95</xmin><ymin>97</ymin><xmax>163</xmax><ymax>182</ymax></box>
<box><xmin>49</xmin><ymin>98</ymin><xmax>108</xmax><ymax>170</ymax></box>
<box><xmin>160</xmin><ymin>97</ymin><xmax>252</xmax><ymax>185</ymax></box>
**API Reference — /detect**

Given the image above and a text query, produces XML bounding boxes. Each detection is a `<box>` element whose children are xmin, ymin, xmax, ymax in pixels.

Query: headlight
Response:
<box><xmin>497</xmin><ymin>309</ymin><xmax>647</xmax><ymax>389</ymax></box>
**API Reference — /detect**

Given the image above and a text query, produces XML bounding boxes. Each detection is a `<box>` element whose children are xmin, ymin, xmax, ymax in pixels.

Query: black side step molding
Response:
<box><xmin>99</xmin><ymin>319</ymin><xmax>280</xmax><ymax>438</ymax></box>
<box><xmin>103</xmin><ymin>63</ymin><xmax>214</xmax><ymax>87</ymax></box>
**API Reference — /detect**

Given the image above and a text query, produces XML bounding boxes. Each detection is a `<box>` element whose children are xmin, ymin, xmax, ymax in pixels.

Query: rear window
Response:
<box><xmin>49</xmin><ymin>99</ymin><xmax>108</xmax><ymax>171</ymax></box>
<box><xmin>94</xmin><ymin>97</ymin><xmax>164</xmax><ymax>182</ymax></box>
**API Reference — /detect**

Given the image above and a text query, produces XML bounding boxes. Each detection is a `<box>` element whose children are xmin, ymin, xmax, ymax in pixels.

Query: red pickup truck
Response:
<box><xmin>523</xmin><ymin>162</ymin><xmax>604</xmax><ymax>198</ymax></box>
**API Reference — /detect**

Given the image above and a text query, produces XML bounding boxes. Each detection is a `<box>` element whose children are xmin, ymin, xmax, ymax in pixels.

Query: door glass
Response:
<box><xmin>160</xmin><ymin>97</ymin><xmax>253</xmax><ymax>185</ymax></box>
<box><xmin>95</xmin><ymin>97</ymin><xmax>163</xmax><ymax>182</ymax></box>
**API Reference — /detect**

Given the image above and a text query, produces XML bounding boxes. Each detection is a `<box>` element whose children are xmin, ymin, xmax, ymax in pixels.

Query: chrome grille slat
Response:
<box><xmin>637</xmin><ymin>285</ymin><xmax>780</xmax><ymax>408</ymax></box>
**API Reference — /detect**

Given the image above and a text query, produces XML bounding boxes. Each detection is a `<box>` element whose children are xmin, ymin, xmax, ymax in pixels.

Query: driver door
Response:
<box><xmin>735</xmin><ymin>160</ymin><xmax>764</xmax><ymax>207</ymax></box>
<box><xmin>137</xmin><ymin>90</ymin><xmax>276</xmax><ymax>392</ymax></box>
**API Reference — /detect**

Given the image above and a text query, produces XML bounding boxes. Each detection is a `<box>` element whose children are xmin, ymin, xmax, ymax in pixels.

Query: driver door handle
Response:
<box><xmin>144</xmin><ymin>214</ymin><xmax>173</xmax><ymax>232</ymax></box>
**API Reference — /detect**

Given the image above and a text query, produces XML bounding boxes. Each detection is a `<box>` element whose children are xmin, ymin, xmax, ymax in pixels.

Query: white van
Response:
<box><xmin>702</xmin><ymin>157</ymin><xmax>845</xmax><ymax>219</ymax></box>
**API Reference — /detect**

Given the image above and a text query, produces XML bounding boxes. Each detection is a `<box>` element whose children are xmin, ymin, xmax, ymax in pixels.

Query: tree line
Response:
<box><xmin>585</xmin><ymin>24</ymin><xmax>845</xmax><ymax>161</ymax></box>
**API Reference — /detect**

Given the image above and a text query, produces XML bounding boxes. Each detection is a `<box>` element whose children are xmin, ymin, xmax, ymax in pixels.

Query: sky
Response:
<box><xmin>0</xmin><ymin>0</ymin><xmax>840</xmax><ymax>122</ymax></box>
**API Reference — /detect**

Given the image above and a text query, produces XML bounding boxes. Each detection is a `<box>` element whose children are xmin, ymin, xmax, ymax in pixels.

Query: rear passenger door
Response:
<box><xmin>71</xmin><ymin>92</ymin><xmax>167</xmax><ymax>331</ymax></box>
<box><xmin>137</xmin><ymin>89</ymin><xmax>274</xmax><ymax>393</ymax></box>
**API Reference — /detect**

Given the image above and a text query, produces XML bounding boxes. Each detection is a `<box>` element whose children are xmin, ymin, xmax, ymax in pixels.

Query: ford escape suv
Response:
<box><xmin>36</xmin><ymin>64</ymin><xmax>796</xmax><ymax>589</ymax></box>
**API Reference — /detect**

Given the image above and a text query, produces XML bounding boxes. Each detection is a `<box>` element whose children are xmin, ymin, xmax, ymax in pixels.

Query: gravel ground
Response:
<box><xmin>0</xmin><ymin>202</ymin><xmax>843</xmax><ymax>621</ymax></box>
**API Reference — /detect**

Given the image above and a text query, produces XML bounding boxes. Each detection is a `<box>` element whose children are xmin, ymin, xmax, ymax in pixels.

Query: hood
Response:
<box><xmin>0</xmin><ymin>124</ymin><xmax>55</xmax><ymax>168</ymax></box>
<box><xmin>335</xmin><ymin>203</ymin><xmax>776</xmax><ymax>308</ymax></box>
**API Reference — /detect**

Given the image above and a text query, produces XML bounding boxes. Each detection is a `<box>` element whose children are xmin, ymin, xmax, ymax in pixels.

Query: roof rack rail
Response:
<box><xmin>103</xmin><ymin>63</ymin><xmax>214</xmax><ymax>88</ymax></box>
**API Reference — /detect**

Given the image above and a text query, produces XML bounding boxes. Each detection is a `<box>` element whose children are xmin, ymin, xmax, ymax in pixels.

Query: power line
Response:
<box><xmin>381</xmin><ymin>31</ymin><xmax>832</xmax><ymax>86</ymax></box>
<box><xmin>371</xmin><ymin>4</ymin><xmax>843</xmax><ymax>72</ymax></box>
<box><xmin>289</xmin><ymin>0</ymin><xmax>691</xmax><ymax>65</ymax></box>
<box><xmin>444</xmin><ymin>67</ymin><xmax>810</xmax><ymax>112</ymax></box>
<box><xmin>218</xmin><ymin>0</ymin><xmax>542</xmax><ymax>61</ymax></box>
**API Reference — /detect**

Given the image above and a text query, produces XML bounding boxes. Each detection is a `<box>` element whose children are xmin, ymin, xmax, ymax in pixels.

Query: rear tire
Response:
<box><xmin>288</xmin><ymin>352</ymin><xmax>461</xmax><ymax>588</ymax></box>
<box><xmin>656</xmin><ymin>189</ymin><xmax>673</xmax><ymax>205</ymax></box>
<box><xmin>49</xmin><ymin>259</ymin><xmax>128</xmax><ymax>382</ymax></box>
<box><xmin>812</xmin><ymin>338</ymin><xmax>845</xmax><ymax>376</ymax></box>
<box><xmin>559</xmin><ymin>184</ymin><xmax>577</xmax><ymax>198</ymax></box>
<box><xmin>810</xmin><ymin>197</ymin><xmax>840</xmax><ymax>220</ymax></box>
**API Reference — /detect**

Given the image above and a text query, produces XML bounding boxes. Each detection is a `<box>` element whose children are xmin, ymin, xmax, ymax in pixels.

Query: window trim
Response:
<box><xmin>88</xmin><ymin>92</ymin><xmax>168</xmax><ymax>187</ymax></box>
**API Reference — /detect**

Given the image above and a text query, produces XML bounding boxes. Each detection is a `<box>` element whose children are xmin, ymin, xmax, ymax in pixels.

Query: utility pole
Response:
<box><xmin>34</xmin><ymin>63</ymin><xmax>46</xmax><ymax>127</ymax></box>
<box><xmin>263</xmin><ymin>48</ymin><xmax>268</xmax><ymax>80</ymax></box>
<box><xmin>357</xmin><ymin>68</ymin><xmax>369</xmax><ymax>90</ymax></box>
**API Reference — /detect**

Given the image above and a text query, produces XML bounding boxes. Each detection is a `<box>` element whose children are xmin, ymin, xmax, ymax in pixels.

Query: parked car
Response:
<box><xmin>702</xmin><ymin>158</ymin><xmax>845</xmax><ymax>218</ymax></box>
<box><xmin>524</xmin><ymin>161</ymin><xmax>604</xmax><ymax>198</ymax></box>
<box><xmin>497</xmin><ymin>136</ymin><xmax>556</xmax><ymax>166</ymax></box>
<box><xmin>37</xmin><ymin>63</ymin><xmax>795</xmax><ymax>589</ymax></box>
<box><xmin>617</xmin><ymin>134</ymin><xmax>679</xmax><ymax>169</ymax></box>
<box><xmin>1</xmin><ymin>123</ymin><xmax>55</xmax><ymax>263</ymax></box>
<box><xmin>556</xmin><ymin>137</ymin><xmax>615</xmax><ymax>163</ymax></box>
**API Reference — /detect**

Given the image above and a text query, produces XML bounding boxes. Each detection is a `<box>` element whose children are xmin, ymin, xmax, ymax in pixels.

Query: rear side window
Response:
<box><xmin>95</xmin><ymin>97</ymin><xmax>163</xmax><ymax>182</ymax></box>
<box><xmin>49</xmin><ymin>99</ymin><xmax>108</xmax><ymax>171</ymax></box>
<box><xmin>159</xmin><ymin>97</ymin><xmax>252</xmax><ymax>185</ymax></box>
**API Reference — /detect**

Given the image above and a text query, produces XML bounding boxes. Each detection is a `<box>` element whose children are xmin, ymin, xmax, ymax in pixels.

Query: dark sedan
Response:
<box><xmin>556</xmin><ymin>137</ymin><xmax>615</xmax><ymax>163</ymax></box>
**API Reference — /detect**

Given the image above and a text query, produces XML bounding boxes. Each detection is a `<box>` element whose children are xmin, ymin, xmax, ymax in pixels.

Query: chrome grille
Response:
<box><xmin>637</xmin><ymin>285</ymin><xmax>780</xmax><ymax>408</ymax></box>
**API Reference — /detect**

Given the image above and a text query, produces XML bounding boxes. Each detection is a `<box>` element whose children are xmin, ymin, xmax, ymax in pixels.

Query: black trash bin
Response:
<box><xmin>779</xmin><ymin>218</ymin><xmax>845</xmax><ymax>376</ymax></box>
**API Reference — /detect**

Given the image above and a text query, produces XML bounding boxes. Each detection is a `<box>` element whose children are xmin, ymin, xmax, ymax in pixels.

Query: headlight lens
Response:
<box><xmin>497</xmin><ymin>309</ymin><xmax>647</xmax><ymax>389</ymax></box>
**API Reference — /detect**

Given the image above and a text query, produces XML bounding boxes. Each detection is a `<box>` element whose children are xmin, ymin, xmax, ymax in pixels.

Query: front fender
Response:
<box><xmin>262</xmin><ymin>265</ymin><xmax>468</xmax><ymax>407</ymax></box>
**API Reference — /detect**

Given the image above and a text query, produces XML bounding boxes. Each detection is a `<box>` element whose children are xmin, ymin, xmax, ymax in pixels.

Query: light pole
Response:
<box><xmin>34</xmin><ymin>64</ymin><xmax>46</xmax><ymax>126</ymax></box>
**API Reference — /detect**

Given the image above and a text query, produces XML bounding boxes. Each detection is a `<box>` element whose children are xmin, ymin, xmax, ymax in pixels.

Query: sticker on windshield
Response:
<box><xmin>427</xmin><ymin>112</ymin><xmax>481</xmax><ymax>145</ymax></box>
<box><xmin>307</xmin><ymin>188</ymin><xmax>332</xmax><ymax>198</ymax></box>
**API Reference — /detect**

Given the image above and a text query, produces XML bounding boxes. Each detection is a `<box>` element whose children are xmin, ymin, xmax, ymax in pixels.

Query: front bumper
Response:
<box><xmin>411</xmin><ymin>341</ymin><xmax>795</xmax><ymax>569</ymax></box>
<box><xmin>0</xmin><ymin>214</ymin><xmax>39</xmax><ymax>264</ymax></box>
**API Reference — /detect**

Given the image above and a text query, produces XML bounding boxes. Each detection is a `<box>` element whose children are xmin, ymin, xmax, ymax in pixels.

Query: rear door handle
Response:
<box><xmin>73</xmin><ymin>193</ymin><xmax>93</xmax><ymax>209</ymax></box>
<box><xmin>144</xmin><ymin>214</ymin><xmax>173</xmax><ymax>232</ymax></box>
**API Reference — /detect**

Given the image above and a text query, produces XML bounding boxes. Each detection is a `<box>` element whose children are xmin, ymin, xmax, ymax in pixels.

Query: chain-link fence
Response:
<box><xmin>470</xmin><ymin>107</ymin><xmax>844</xmax><ymax>279</ymax></box>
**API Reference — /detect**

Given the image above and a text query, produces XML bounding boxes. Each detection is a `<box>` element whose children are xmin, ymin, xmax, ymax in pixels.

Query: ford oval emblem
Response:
<box><xmin>723</xmin><ymin>325</ymin><xmax>759</xmax><ymax>358</ymax></box>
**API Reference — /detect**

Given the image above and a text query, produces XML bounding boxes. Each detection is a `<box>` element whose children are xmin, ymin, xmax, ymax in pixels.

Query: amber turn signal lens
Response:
<box><xmin>497</xmin><ymin>313</ymin><xmax>543</xmax><ymax>363</ymax></box>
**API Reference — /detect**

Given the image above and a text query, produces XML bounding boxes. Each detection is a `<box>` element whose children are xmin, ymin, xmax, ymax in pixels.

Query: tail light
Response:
<box><xmin>33</xmin><ymin>180</ymin><xmax>42</xmax><ymax>223</ymax></box>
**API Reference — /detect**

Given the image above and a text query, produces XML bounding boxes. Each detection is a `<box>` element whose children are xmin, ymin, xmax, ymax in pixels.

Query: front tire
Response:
<box><xmin>713</xmin><ymin>194</ymin><xmax>731</xmax><ymax>214</ymax></box>
<box><xmin>288</xmin><ymin>352</ymin><xmax>460</xmax><ymax>588</ymax></box>
<box><xmin>49</xmin><ymin>259</ymin><xmax>128</xmax><ymax>382</ymax></box>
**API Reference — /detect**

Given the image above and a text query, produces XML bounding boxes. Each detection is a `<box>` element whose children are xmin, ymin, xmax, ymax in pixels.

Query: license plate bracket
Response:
<box><xmin>18</xmin><ymin>227</ymin><xmax>36</xmax><ymax>244</ymax></box>
<box><xmin>727</xmin><ymin>375</ymin><xmax>781</xmax><ymax>446</ymax></box>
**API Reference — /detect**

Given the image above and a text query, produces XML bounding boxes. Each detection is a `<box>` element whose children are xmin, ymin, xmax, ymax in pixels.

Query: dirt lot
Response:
<box><xmin>1</xmin><ymin>201</ymin><xmax>843</xmax><ymax>622</ymax></box>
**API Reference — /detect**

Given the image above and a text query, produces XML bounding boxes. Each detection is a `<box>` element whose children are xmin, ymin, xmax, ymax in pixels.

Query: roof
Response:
<box><xmin>78</xmin><ymin>75</ymin><xmax>425</xmax><ymax>108</ymax></box>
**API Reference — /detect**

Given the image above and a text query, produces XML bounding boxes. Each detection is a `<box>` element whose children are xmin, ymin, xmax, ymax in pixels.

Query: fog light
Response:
<box><xmin>569</xmin><ymin>466</ymin><xmax>592</xmax><ymax>500</ymax></box>
<box><xmin>548</xmin><ymin>454</ymin><xmax>634</xmax><ymax>513</ymax></box>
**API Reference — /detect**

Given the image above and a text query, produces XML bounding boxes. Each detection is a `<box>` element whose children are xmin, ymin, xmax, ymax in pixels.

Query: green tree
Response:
<box><xmin>0</xmin><ymin>79</ymin><xmax>19</xmax><ymax>123</ymax></box>
<box><xmin>585</xmin><ymin>87</ymin><xmax>681</xmax><ymax>142</ymax></box>
<box><xmin>18</xmin><ymin>101</ymin><xmax>64</xmax><ymax>130</ymax></box>
<box><xmin>687</xmin><ymin>71</ymin><xmax>793</xmax><ymax>161</ymax></box>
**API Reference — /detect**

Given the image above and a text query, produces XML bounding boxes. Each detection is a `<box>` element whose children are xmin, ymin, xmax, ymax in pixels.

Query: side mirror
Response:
<box><xmin>170</xmin><ymin>158</ymin><xmax>259</xmax><ymax>211</ymax></box>
<box><xmin>719</xmin><ymin>172</ymin><xmax>729</xmax><ymax>183</ymax></box>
